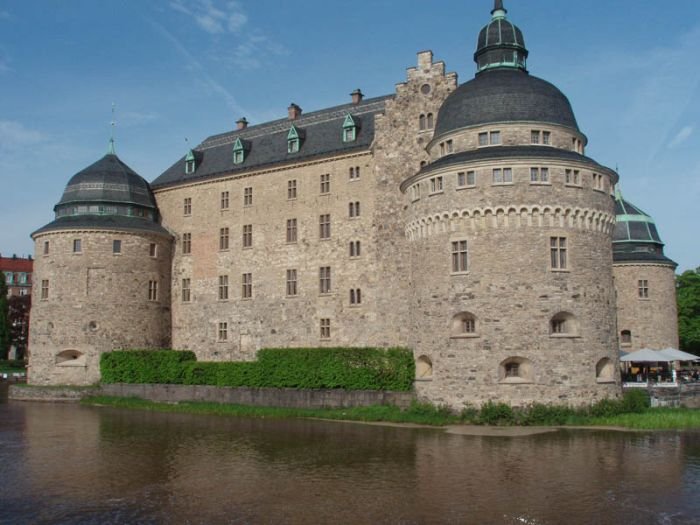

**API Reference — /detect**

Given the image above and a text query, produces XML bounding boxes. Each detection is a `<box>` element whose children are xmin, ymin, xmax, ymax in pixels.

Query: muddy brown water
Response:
<box><xmin>1</xmin><ymin>386</ymin><xmax>698</xmax><ymax>524</ymax></box>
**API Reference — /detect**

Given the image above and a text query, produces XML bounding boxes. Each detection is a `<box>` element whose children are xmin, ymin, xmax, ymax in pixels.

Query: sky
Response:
<box><xmin>1</xmin><ymin>0</ymin><xmax>698</xmax><ymax>271</ymax></box>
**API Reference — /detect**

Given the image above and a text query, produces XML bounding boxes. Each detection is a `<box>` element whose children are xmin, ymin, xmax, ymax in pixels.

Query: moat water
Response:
<box><xmin>1</xmin><ymin>384</ymin><xmax>699</xmax><ymax>524</ymax></box>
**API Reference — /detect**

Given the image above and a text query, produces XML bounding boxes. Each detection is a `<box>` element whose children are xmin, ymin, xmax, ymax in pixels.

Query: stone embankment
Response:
<box><xmin>9</xmin><ymin>383</ymin><xmax>414</xmax><ymax>409</ymax></box>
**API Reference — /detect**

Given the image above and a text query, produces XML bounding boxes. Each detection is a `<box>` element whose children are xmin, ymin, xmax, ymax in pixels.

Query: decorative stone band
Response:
<box><xmin>405</xmin><ymin>204</ymin><xmax>615</xmax><ymax>241</ymax></box>
<box><xmin>63</xmin><ymin>182</ymin><xmax>150</xmax><ymax>195</ymax></box>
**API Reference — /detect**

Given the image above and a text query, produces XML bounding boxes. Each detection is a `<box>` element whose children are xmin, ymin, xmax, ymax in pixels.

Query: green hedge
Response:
<box><xmin>101</xmin><ymin>347</ymin><xmax>415</xmax><ymax>391</ymax></box>
<box><xmin>100</xmin><ymin>350</ymin><xmax>196</xmax><ymax>384</ymax></box>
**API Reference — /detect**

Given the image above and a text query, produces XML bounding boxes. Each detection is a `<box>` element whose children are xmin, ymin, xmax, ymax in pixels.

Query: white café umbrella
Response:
<box><xmin>619</xmin><ymin>348</ymin><xmax>669</xmax><ymax>362</ymax></box>
<box><xmin>658</xmin><ymin>348</ymin><xmax>700</xmax><ymax>361</ymax></box>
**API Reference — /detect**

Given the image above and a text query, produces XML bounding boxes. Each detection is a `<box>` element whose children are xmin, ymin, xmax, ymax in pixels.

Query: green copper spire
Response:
<box><xmin>475</xmin><ymin>0</ymin><xmax>528</xmax><ymax>73</ymax></box>
<box><xmin>491</xmin><ymin>0</ymin><xmax>507</xmax><ymax>19</ymax></box>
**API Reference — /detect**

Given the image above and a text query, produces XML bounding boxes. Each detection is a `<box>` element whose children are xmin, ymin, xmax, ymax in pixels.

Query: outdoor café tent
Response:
<box><xmin>619</xmin><ymin>348</ymin><xmax>670</xmax><ymax>362</ymax></box>
<box><xmin>658</xmin><ymin>348</ymin><xmax>700</xmax><ymax>362</ymax></box>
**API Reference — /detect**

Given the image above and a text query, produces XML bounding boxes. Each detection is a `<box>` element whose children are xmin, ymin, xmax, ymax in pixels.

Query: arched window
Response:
<box><xmin>55</xmin><ymin>349</ymin><xmax>86</xmax><ymax>367</ymax></box>
<box><xmin>499</xmin><ymin>357</ymin><xmax>534</xmax><ymax>383</ymax></box>
<box><xmin>596</xmin><ymin>358</ymin><xmax>615</xmax><ymax>383</ymax></box>
<box><xmin>550</xmin><ymin>312</ymin><xmax>578</xmax><ymax>337</ymax></box>
<box><xmin>416</xmin><ymin>355</ymin><xmax>433</xmax><ymax>380</ymax></box>
<box><xmin>620</xmin><ymin>330</ymin><xmax>632</xmax><ymax>346</ymax></box>
<box><xmin>426</xmin><ymin>113</ymin><xmax>434</xmax><ymax>129</ymax></box>
<box><xmin>419</xmin><ymin>114</ymin><xmax>426</xmax><ymax>130</ymax></box>
<box><xmin>451</xmin><ymin>312</ymin><xmax>478</xmax><ymax>338</ymax></box>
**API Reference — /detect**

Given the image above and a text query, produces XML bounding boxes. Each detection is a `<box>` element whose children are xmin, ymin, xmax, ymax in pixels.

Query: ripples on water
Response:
<box><xmin>1</xmin><ymin>386</ymin><xmax>698</xmax><ymax>525</ymax></box>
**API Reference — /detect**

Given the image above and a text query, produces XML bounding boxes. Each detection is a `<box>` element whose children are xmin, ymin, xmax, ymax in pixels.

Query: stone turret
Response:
<box><xmin>29</xmin><ymin>148</ymin><xmax>173</xmax><ymax>385</ymax></box>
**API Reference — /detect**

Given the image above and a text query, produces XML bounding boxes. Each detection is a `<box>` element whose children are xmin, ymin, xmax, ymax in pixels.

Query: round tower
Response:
<box><xmin>29</xmin><ymin>144</ymin><xmax>172</xmax><ymax>385</ymax></box>
<box><xmin>401</xmin><ymin>1</ymin><xmax>620</xmax><ymax>408</ymax></box>
<box><xmin>613</xmin><ymin>189</ymin><xmax>679</xmax><ymax>352</ymax></box>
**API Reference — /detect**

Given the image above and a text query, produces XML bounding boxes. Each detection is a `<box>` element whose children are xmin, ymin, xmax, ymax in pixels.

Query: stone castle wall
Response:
<box><xmin>614</xmin><ymin>263</ymin><xmax>679</xmax><ymax>351</ymax></box>
<box><xmin>29</xmin><ymin>230</ymin><xmax>172</xmax><ymax>385</ymax></box>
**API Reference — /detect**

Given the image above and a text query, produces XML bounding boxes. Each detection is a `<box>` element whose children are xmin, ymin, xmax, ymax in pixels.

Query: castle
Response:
<box><xmin>28</xmin><ymin>2</ymin><xmax>679</xmax><ymax>408</ymax></box>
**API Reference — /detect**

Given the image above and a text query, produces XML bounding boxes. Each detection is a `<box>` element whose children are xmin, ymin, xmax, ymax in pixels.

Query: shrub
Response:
<box><xmin>100</xmin><ymin>350</ymin><xmax>196</xmax><ymax>384</ymax></box>
<box><xmin>620</xmin><ymin>389</ymin><xmax>650</xmax><ymax>413</ymax></box>
<box><xmin>479</xmin><ymin>401</ymin><xmax>514</xmax><ymax>425</ymax></box>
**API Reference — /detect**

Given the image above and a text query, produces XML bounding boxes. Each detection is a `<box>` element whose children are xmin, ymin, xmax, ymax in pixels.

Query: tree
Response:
<box><xmin>9</xmin><ymin>294</ymin><xmax>31</xmax><ymax>360</ymax></box>
<box><xmin>677</xmin><ymin>267</ymin><xmax>700</xmax><ymax>353</ymax></box>
<box><xmin>0</xmin><ymin>270</ymin><xmax>10</xmax><ymax>360</ymax></box>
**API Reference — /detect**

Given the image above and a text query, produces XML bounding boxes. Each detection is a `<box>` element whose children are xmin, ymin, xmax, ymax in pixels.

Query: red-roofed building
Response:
<box><xmin>1</xmin><ymin>254</ymin><xmax>34</xmax><ymax>297</ymax></box>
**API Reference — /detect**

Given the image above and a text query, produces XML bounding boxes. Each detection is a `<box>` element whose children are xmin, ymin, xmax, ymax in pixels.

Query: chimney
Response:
<box><xmin>351</xmin><ymin>89</ymin><xmax>364</xmax><ymax>105</ymax></box>
<box><xmin>288</xmin><ymin>103</ymin><xmax>302</xmax><ymax>120</ymax></box>
<box><xmin>236</xmin><ymin>117</ymin><xmax>249</xmax><ymax>130</ymax></box>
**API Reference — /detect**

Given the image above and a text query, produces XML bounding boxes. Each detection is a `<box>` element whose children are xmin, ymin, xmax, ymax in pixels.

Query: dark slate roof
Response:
<box><xmin>476</xmin><ymin>16</ymin><xmax>525</xmax><ymax>51</ymax></box>
<box><xmin>32</xmin><ymin>215</ymin><xmax>171</xmax><ymax>237</ymax></box>
<box><xmin>57</xmin><ymin>154</ymin><xmax>157</xmax><ymax>209</ymax></box>
<box><xmin>434</xmin><ymin>69</ymin><xmax>580</xmax><ymax>138</ymax></box>
<box><xmin>613</xmin><ymin>195</ymin><xmax>663</xmax><ymax>244</ymax></box>
<box><xmin>612</xmin><ymin>250</ymin><xmax>676</xmax><ymax>266</ymax></box>
<box><xmin>152</xmin><ymin>95</ymin><xmax>392</xmax><ymax>189</ymax></box>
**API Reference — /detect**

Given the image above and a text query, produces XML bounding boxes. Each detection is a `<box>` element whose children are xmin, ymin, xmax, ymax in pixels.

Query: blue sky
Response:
<box><xmin>1</xmin><ymin>0</ymin><xmax>698</xmax><ymax>271</ymax></box>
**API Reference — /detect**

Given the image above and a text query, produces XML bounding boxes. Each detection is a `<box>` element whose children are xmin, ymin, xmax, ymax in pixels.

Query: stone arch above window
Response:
<box><xmin>620</xmin><ymin>330</ymin><xmax>632</xmax><ymax>346</ymax></box>
<box><xmin>419</xmin><ymin>114</ymin><xmax>426</xmax><ymax>131</ymax></box>
<box><xmin>416</xmin><ymin>355</ymin><xmax>433</xmax><ymax>380</ymax></box>
<box><xmin>451</xmin><ymin>312</ymin><xmax>479</xmax><ymax>338</ymax></box>
<box><xmin>426</xmin><ymin>113</ymin><xmax>434</xmax><ymax>129</ymax></box>
<box><xmin>55</xmin><ymin>349</ymin><xmax>86</xmax><ymax>367</ymax></box>
<box><xmin>499</xmin><ymin>356</ymin><xmax>534</xmax><ymax>384</ymax></box>
<box><xmin>596</xmin><ymin>358</ymin><xmax>616</xmax><ymax>383</ymax></box>
<box><xmin>550</xmin><ymin>311</ymin><xmax>579</xmax><ymax>338</ymax></box>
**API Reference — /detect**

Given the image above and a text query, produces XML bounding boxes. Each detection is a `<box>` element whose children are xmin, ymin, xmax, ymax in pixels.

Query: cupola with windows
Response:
<box><xmin>612</xmin><ymin>188</ymin><xmax>676</xmax><ymax>266</ymax></box>
<box><xmin>433</xmin><ymin>0</ymin><xmax>582</xmax><ymax>142</ymax></box>
<box><xmin>33</xmin><ymin>141</ymin><xmax>168</xmax><ymax>236</ymax></box>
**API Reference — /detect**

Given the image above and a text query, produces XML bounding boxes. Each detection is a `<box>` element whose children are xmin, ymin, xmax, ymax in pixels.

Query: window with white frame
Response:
<box><xmin>550</xmin><ymin>237</ymin><xmax>568</xmax><ymax>270</ymax></box>
<box><xmin>479</xmin><ymin>130</ymin><xmax>500</xmax><ymax>146</ymax></box>
<box><xmin>638</xmin><ymin>279</ymin><xmax>649</xmax><ymax>298</ymax></box>
<box><xmin>565</xmin><ymin>169</ymin><xmax>581</xmax><ymax>186</ymax></box>
<box><xmin>148</xmin><ymin>280</ymin><xmax>158</xmax><ymax>302</ymax></box>
<box><xmin>530</xmin><ymin>167</ymin><xmax>549</xmax><ymax>183</ymax></box>
<box><xmin>149</xmin><ymin>243</ymin><xmax>157</xmax><ymax>258</ymax></box>
<box><xmin>531</xmin><ymin>130</ymin><xmax>540</xmax><ymax>144</ymax></box>
<box><xmin>492</xmin><ymin>168</ymin><xmax>512</xmax><ymax>184</ymax></box>
<box><xmin>218</xmin><ymin>322</ymin><xmax>228</xmax><ymax>341</ymax></box>
<box><xmin>430</xmin><ymin>176</ymin><xmax>444</xmax><ymax>194</ymax></box>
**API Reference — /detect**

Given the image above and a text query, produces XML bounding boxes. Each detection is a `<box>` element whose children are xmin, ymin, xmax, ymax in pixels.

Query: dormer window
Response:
<box><xmin>342</xmin><ymin>114</ymin><xmax>358</xmax><ymax>143</ymax></box>
<box><xmin>232</xmin><ymin>137</ymin><xmax>247</xmax><ymax>165</ymax></box>
<box><xmin>185</xmin><ymin>150</ymin><xmax>196</xmax><ymax>174</ymax></box>
<box><xmin>287</xmin><ymin>125</ymin><xmax>302</xmax><ymax>153</ymax></box>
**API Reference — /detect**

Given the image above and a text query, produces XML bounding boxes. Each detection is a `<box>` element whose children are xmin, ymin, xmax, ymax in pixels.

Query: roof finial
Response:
<box><xmin>492</xmin><ymin>0</ymin><xmax>507</xmax><ymax>18</ymax></box>
<box><xmin>108</xmin><ymin>102</ymin><xmax>116</xmax><ymax>155</ymax></box>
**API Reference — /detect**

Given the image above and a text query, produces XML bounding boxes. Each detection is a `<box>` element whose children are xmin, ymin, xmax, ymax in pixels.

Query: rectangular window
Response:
<box><xmin>349</xmin><ymin>201</ymin><xmax>360</xmax><ymax>218</ymax></box>
<box><xmin>182</xmin><ymin>278</ymin><xmax>191</xmax><ymax>302</ymax></box>
<box><xmin>218</xmin><ymin>322</ymin><xmax>228</xmax><ymax>341</ymax></box>
<box><xmin>446</xmin><ymin>140</ymin><xmax>453</xmax><ymax>153</ymax></box>
<box><xmin>41</xmin><ymin>279</ymin><xmax>49</xmax><ymax>300</ymax></box>
<box><xmin>221</xmin><ymin>191</ymin><xmax>229</xmax><ymax>210</ymax></box>
<box><xmin>182</xmin><ymin>233</ymin><xmax>192</xmax><ymax>254</ymax></box>
<box><xmin>149</xmin><ymin>243</ymin><xmax>157</xmax><ymax>257</ymax></box>
<box><xmin>288</xmin><ymin>180</ymin><xmax>297</xmax><ymax>199</ymax></box>
<box><xmin>219</xmin><ymin>227</ymin><xmax>230</xmax><ymax>250</ymax></box>
<box><xmin>451</xmin><ymin>240</ymin><xmax>468</xmax><ymax>273</ymax></box>
<box><xmin>218</xmin><ymin>275</ymin><xmax>229</xmax><ymax>300</ymax></box>
<box><xmin>530</xmin><ymin>167</ymin><xmax>549</xmax><ymax>183</ymax></box>
<box><xmin>73</xmin><ymin>239</ymin><xmax>82</xmax><ymax>253</ymax></box>
<box><xmin>411</xmin><ymin>183</ymin><xmax>421</xmax><ymax>201</ymax></box>
<box><xmin>349</xmin><ymin>166</ymin><xmax>360</xmax><ymax>180</ymax></box>
<box><xmin>467</xmin><ymin>171</ymin><xmax>476</xmax><ymax>186</ymax></box>
<box><xmin>184</xmin><ymin>197</ymin><xmax>192</xmax><ymax>216</ymax></box>
<box><xmin>565</xmin><ymin>169</ymin><xmax>581</xmax><ymax>185</ymax></box>
<box><xmin>242</xmin><ymin>273</ymin><xmax>252</xmax><ymax>299</ymax></box>
<box><xmin>320</xmin><ymin>173</ymin><xmax>330</xmax><ymax>194</ymax></box>
<box><xmin>350</xmin><ymin>288</ymin><xmax>362</xmax><ymax>305</ymax></box>
<box><xmin>319</xmin><ymin>214</ymin><xmax>331</xmax><ymax>239</ymax></box>
<box><xmin>43</xmin><ymin>241</ymin><xmax>50</xmax><ymax>255</ymax></box>
<box><xmin>531</xmin><ymin>130</ymin><xmax>540</xmax><ymax>144</ymax></box>
<box><xmin>148</xmin><ymin>280</ymin><xmax>158</xmax><ymax>301</ymax></box>
<box><xmin>478</xmin><ymin>132</ymin><xmax>488</xmax><ymax>146</ymax></box>
<box><xmin>350</xmin><ymin>240</ymin><xmax>361</xmax><ymax>258</ymax></box>
<box><xmin>542</xmin><ymin>131</ymin><xmax>551</xmax><ymax>145</ymax></box>
<box><xmin>430</xmin><ymin>176</ymin><xmax>444</xmax><ymax>193</ymax></box>
<box><xmin>550</xmin><ymin>237</ymin><xmax>568</xmax><ymax>270</ymax></box>
<box><xmin>243</xmin><ymin>187</ymin><xmax>253</xmax><ymax>206</ymax></box>
<box><xmin>113</xmin><ymin>239</ymin><xmax>122</xmax><ymax>254</ymax></box>
<box><xmin>490</xmin><ymin>131</ymin><xmax>501</xmax><ymax>145</ymax></box>
<box><xmin>457</xmin><ymin>172</ymin><xmax>466</xmax><ymax>187</ymax></box>
<box><xmin>242</xmin><ymin>224</ymin><xmax>252</xmax><ymax>248</ymax></box>
<box><xmin>286</xmin><ymin>269</ymin><xmax>297</xmax><ymax>296</ymax></box>
<box><xmin>319</xmin><ymin>266</ymin><xmax>331</xmax><ymax>294</ymax></box>
<box><xmin>320</xmin><ymin>318</ymin><xmax>331</xmax><ymax>339</ymax></box>
<box><xmin>286</xmin><ymin>218</ymin><xmax>298</xmax><ymax>243</ymax></box>
<box><xmin>638</xmin><ymin>279</ymin><xmax>649</xmax><ymax>299</ymax></box>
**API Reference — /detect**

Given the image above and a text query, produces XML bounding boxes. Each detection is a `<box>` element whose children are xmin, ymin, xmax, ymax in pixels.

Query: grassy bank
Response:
<box><xmin>0</xmin><ymin>360</ymin><xmax>26</xmax><ymax>374</ymax></box>
<box><xmin>81</xmin><ymin>395</ymin><xmax>700</xmax><ymax>430</ymax></box>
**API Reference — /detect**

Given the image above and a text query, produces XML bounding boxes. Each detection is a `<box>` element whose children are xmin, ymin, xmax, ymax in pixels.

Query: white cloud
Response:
<box><xmin>169</xmin><ymin>0</ymin><xmax>247</xmax><ymax>34</ymax></box>
<box><xmin>0</xmin><ymin>121</ymin><xmax>45</xmax><ymax>154</ymax></box>
<box><xmin>668</xmin><ymin>125</ymin><xmax>694</xmax><ymax>148</ymax></box>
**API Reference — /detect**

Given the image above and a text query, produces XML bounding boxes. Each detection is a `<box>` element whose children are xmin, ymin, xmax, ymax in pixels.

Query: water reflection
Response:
<box><xmin>1</xmin><ymin>397</ymin><xmax>698</xmax><ymax>524</ymax></box>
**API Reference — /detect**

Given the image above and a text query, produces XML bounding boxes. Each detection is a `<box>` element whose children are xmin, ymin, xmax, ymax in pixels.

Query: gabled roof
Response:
<box><xmin>152</xmin><ymin>95</ymin><xmax>392</xmax><ymax>189</ymax></box>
